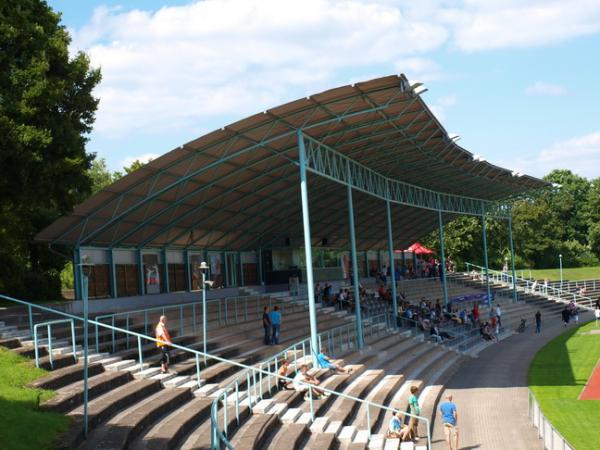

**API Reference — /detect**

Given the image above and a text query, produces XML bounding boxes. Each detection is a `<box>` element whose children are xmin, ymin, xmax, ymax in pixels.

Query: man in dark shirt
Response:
<box><xmin>262</xmin><ymin>306</ymin><xmax>272</xmax><ymax>345</ymax></box>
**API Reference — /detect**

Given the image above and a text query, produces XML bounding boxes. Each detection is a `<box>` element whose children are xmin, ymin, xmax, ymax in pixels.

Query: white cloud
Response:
<box><xmin>70</xmin><ymin>0</ymin><xmax>600</xmax><ymax>141</ymax></box>
<box><xmin>525</xmin><ymin>81</ymin><xmax>568</xmax><ymax>96</ymax></box>
<box><xmin>120</xmin><ymin>153</ymin><xmax>161</xmax><ymax>169</ymax></box>
<box><xmin>502</xmin><ymin>131</ymin><xmax>600</xmax><ymax>179</ymax></box>
<box><xmin>429</xmin><ymin>94</ymin><xmax>457</xmax><ymax>122</ymax></box>
<box><xmin>445</xmin><ymin>0</ymin><xmax>600</xmax><ymax>52</ymax></box>
<box><xmin>72</xmin><ymin>0</ymin><xmax>448</xmax><ymax>137</ymax></box>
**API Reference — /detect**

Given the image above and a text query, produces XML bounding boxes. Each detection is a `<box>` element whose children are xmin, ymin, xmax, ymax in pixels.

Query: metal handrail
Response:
<box><xmin>33</xmin><ymin>319</ymin><xmax>78</xmax><ymax>368</ymax></box>
<box><xmin>0</xmin><ymin>293</ymin><xmax>400</xmax><ymax>447</ymax></box>
<box><xmin>94</xmin><ymin>292</ymin><xmax>309</xmax><ymax>353</ymax></box>
<box><xmin>211</xmin><ymin>312</ymin><xmax>432</xmax><ymax>449</ymax></box>
<box><xmin>528</xmin><ymin>389</ymin><xmax>574</xmax><ymax>450</ymax></box>
<box><xmin>465</xmin><ymin>263</ymin><xmax>594</xmax><ymax>309</ymax></box>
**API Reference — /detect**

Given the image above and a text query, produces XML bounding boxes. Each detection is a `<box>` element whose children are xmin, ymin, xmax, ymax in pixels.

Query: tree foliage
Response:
<box><xmin>0</xmin><ymin>0</ymin><xmax>101</xmax><ymax>300</ymax></box>
<box><xmin>425</xmin><ymin>170</ymin><xmax>600</xmax><ymax>271</ymax></box>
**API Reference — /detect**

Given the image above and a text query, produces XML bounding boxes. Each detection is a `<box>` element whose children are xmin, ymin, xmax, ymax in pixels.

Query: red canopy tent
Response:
<box><xmin>405</xmin><ymin>242</ymin><xmax>435</xmax><ymax>255</ymax></box>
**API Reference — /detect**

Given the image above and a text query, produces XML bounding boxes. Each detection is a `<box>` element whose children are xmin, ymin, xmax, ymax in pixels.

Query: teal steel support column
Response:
<box><xmin>184</xmin><ymin>250</ymin><xmax>191</xmax><ymax>292</ymax></box>
<box><xmin>298</xmin><ymin>131</ymin><xmax>320</xmax><ymax>366</ymax></box>
<box><xmin>347</xmin><ymin>161</ymin><xmax>364</xmax><ymax>350</ymax></box>
<box><xmin>481</xmin><ymin>207</ymin><xmax>492</xmax><ymax>306</ymax></box>
<box><xmin>412</xmin><ymin>252</ymin><xmax>417</xmax><ymax>275</ymax></box>
<box><xmin>258</xmin><ymin>249</ymin><xmax>264</xmax><ymax>285</ymax></box>
<box><xmin>402</xmin><ymin>250</ymin><xmax>406</xmax><ymax>271</ymax></box>
<box><xmin>137</xmin><ymin>249</ymin><xmax>145</xmax><ymax>296</ymax></box>
<box><xmin>108</xmin><ymin>248</ymin><xmax>117</xmax><ymax>298</ymax></box>
<box><xmin>386</xmin><ymin>200</ymin><xmax>398</xmax><ymax>320</ymax></box>
<box><xmin>73</xmin><ymin>249</ymin><xmax>82</xmax><ymax>301</ymax></box>
<box><xmin>239</xmin><ymin>252</ymin><xmax>244</xmax><ymax>286</ymax></box>
<box><xmin>162</xmin><ymin>248</ymin><xmax>170</xmax><ymax>293</ymax></box>
<box><xmin>438</xmin><ymin>208</ymin><xmax>449</xmax><ymax>306</ymax></box>
<box><xmin>508</xmin><ymin>214</ymin><xmax>518</xmax><ymax>302</ymax></box>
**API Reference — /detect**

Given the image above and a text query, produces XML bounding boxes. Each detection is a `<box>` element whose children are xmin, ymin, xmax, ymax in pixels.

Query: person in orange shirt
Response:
<box><xmin>155</xmin><ymin>315</ymin><xmax>173</xmax><ymax>373</ymax></box>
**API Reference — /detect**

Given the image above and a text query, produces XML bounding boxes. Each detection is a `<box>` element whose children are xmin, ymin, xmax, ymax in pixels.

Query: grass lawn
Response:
<box><xmin>521</xmin><ymin>266</ymin><xmax>600</xmax><ymax>282</ymax></box>
<box><xmin>0</xmin><ymin>346</ymin><xmax>70</xmax><ymax>449</ymax></box>
<box><xmin>529</xmin><ymin>321</ymin><xmax>600</xmax><ymax>450</ymax></box>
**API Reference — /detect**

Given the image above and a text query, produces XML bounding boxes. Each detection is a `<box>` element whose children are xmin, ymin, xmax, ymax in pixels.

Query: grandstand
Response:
<box><xmin>2</xmin><ymin>75</ymin><xmax>592</xmax><ymax>450</ymax></box>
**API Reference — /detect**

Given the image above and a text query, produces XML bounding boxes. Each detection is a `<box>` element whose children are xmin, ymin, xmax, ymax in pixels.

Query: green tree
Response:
<box><xmin>0</xmin><ymin>0</ymin><xmax>101</xmax><ymax>300</ymax></box>
<box><xmin>89</xmin><ymin>158</ymin><xmax>119</xmax><ymax>194</ymax></box>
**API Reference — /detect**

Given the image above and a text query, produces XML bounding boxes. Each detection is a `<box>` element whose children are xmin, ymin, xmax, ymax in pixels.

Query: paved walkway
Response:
<box><xmin>432</xmin><ymin>311</ymin><xmax>592</xmax><ymax>450</ymax></box>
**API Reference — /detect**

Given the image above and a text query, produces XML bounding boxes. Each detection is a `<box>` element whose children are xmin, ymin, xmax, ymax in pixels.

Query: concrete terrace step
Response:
<box><xmin>41</xmin><ymin>370</ymin><xmax>132</xmax><ymax>414</ymax></box>
<box><xmin>63</xmin><ymin>378</ymin><xmax>163</xmax><ymax>449</ymax></box>
<box><xmin>129</xmin><ymin>396</ymin><xmax>212</xmax><ymax>450</ymax></box>
<box><xmin>79</xmin><ymin>387</ymin><xmax>193</xmax><ymax>450</ymax></box>
<box><xmin>28</xmin><ymin>362</ymin><xmax>105</xmax><ymax>391</ymax></box>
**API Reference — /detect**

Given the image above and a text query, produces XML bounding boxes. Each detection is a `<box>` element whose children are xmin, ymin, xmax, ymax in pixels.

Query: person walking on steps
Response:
<box><xmin>155</xmin><ymin>315</ymin><xmax>173</xmax><ymax>374</ymax></box>
<box><xmin>270</xmin><ymin>305</ymin><xmax>281</xmax><ymax>345</ymax></box>
<box><xmin>262</xmin><ymin>306</ymin><xmax>272</xmax><ymax>345</ymax></box>
<box><xmin>439</xmin><ymin>393</ymin><xmax>459</xmax><ymax>450</ymax></box>
<box><xmin>408</xmin><ymin>385</ymin><xmax>421</xmax><ymax>442</ymax></box>
<box><xmin>595</xmin><ymin>306</ymin><xmax>600</xmax><ymax>327</ymax></box>
<box><xmin>535</xmin><ymin>311</ymin><xmax>542</xmax><ymax>334</ymax></box>
<box><xmin>561</xmin><ymin>306</ymin><xmax>571</xmax><ymax>327</ymax></box>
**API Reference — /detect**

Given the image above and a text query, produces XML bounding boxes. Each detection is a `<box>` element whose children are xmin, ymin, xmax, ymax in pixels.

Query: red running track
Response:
<box><xmin>579</xmin><ymin>359</ymin><xmax>600</xmax><ymax>400</ymax></box>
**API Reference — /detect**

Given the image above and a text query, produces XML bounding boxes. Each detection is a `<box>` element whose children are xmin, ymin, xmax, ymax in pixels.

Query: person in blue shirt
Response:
<box><xmin>439</xmin><ymin>393</ymin><xmax>459</xmax><ymax>450</ymax></box>
<box><xmin>316</xmin><ymin>347</ymin><xmax>351</xmax><ymax>373</ymax></box>
<box><xmin>270</xmin><ymin>305</ymin><xmax>281</xmax><ymax>345</ymax></box>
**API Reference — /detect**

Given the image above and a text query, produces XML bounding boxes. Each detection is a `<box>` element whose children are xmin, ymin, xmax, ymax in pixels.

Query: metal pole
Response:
<box><xmin>202</xmin><ymin>271</ymin><xmax>207</xmax><ymax>364</ymax></box>
<box><xmin>109</xmin><ymin>248</ymin><xmax>117</xmax><ymax>298</ymax></box>
<box><xmin>298</xmin><ymin>130</ymin><xmax>320</xmax><ymax>366</ymax></box>
<box><xmin>347</xmin><ymin>161</ymin><xmax>364</xmax><ymax>349</ymax></box>
<box><xmin>162</xmin><ymin>248</ymin><xmax>170</xmax><ymax>293</ymax></box>
<box><xmin>137</xmin><ymin>249</ymin><xmax>145</xmax><ymax>296</ymax></box>
<box><xmin>258</xmin><ymin>249</ymin><xmax>263</xmax><ymax>285</ymax></box>
<box><xmin>81</xmin><ymin>268</ymin><xmax>89</xmax><ymax>437</ymax></box>
<box><xmin>508</xmin><ymin>214</ymin><xmax>518</xmax><ymax>302</ymax></box>
<box><xmin>385</xmin><ymin>200</ymin><xmax>398</xmax><ymax>320</ymax></box>
<box><xmin>481</xmin><ymin>206</ymin><xmax>492</xmax><ymax>306</ymax></box>
<box><xmin>438</xmin><ymin>208</ymin><xmax>449</xmax><ymax>306</ymax></box>
<box><xmin>184</xmin><ymin>250</ymin><xmax>191</xmax><ymax>292</ymax></box>
<box><xmin>559</xmin><ymin>254</ymin><xmax>563</xmax><ymax>289</ymax></box>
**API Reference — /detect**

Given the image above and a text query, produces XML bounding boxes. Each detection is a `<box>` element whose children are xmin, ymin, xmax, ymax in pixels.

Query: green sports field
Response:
<box><xmin>529</xmin><ymin>321</ymin><xmax>600</xmax><ymax>450</ymax></box>
<box><xmin>523</xmin><ymin>266</ymin><xmax>600</xmax><ymax>282</ymax></box>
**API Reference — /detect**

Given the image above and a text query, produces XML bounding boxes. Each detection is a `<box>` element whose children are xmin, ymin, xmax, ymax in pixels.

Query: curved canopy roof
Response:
<box><xmin>37</xmin><ymin>74</ymin><xmax>548</xmax><ymax>252</ymax></box>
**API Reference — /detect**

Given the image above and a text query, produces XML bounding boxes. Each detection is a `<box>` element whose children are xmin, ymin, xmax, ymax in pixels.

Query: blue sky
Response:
<box><xmin>48</xmin><ymin>0</ymin><xmax>600</xmax><ymax>179</ymax></box>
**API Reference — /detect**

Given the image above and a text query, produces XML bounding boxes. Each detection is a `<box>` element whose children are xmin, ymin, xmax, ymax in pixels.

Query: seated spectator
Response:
<box><xmin>317</xmin><ymin>347</ymin><xmax>352</xmax><ymax>374</ymax></box>
<box><xmin>293</xmin><ymin>364</ymin><xmax>327</xmax><ymax>399</ymax></box>
<box><xmin>480</xmin><ymin>322</ymin><xmax>497</xmax><ymax>342</ymax></box>
<box><xmin>277</xmin><ymin>359</ymin><xmax>293</xmax><ymax>390</ymax></box>
<box><xmin>431</xmin><ymin>325</ymin><xmax>452</xmax><ymax>342</ymax></box>
<box><xmin>387</xmin><ymin>411</ymin><xmax>413</xmax><ymax>440</ymax></box>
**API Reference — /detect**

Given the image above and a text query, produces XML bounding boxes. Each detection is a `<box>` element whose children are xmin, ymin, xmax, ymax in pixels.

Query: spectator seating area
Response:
<box><xmin>0</xmin><ymin>273</ymin><xmax>586</xmax><ymax>450</ymax></box>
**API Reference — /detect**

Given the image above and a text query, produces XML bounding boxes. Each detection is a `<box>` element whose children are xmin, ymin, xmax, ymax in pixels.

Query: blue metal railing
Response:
<box><xmin>210</xmin><ymin>312</ymin><xmax>432</xmax><ymax>450</ymax></box>
<box><xmin>33</xmin><ymin>319</ymin><xmax>78</xmax><ymax>368</ymax></box>
<box><xmin>94</xmin><ymin>292</ymin><xmax>308</xmax><ymax>353</ymax></box>
<box><xmin>465</xmin><ymin>263</ymin><xmax>594</xmax><ymax>309</ymax></box>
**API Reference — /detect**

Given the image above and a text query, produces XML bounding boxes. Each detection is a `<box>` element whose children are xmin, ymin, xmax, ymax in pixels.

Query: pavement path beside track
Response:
<box><xmin>432</xmin><ymin>310</ymin><xmax>592</xmax><ymax>450</ymax></box>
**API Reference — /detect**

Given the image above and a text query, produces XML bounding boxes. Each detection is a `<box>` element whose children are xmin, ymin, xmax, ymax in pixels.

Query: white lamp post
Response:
<box><xmin>198</xmin><ymin>262</ymin><xmax>212</xmax><ymax>363</ymax></box>
<box><xmin>79</xmin><ymin>254</ymin><xmax>93</xmax><ymax>436</ymax></box>
<box><xmin>559</xmin><ymin>254</ymin><xmax>563</xmax><ymax>289</ymax></box>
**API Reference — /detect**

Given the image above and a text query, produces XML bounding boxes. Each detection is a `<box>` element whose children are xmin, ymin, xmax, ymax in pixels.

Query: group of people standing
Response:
<box><xmin>262</xmin><ymin>305</ymin><xmax>282</xmax><ymax>345</ymax></box>
<box><xmin>387</xmin><ymin>388</ymin><xmax>459</xmax><ymax>450</ymax></box>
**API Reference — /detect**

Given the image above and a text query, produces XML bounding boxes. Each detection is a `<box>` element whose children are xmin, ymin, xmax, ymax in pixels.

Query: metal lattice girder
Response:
<box><xmin>302</xmin><ymin>133</ymin><xmax>510</xmax><ymax>219</ymax></box>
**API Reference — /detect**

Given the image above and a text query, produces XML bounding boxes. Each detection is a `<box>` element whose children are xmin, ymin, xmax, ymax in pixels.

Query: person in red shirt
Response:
<box><xmin>472</xmin><ymin>303</ymin><xmax>480</xmax><ymax>324</ymax></box>
<box><xmin>155</xmin><ymin>315</ymin><xmax>173</xmax><ymax>373</ymax></box>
